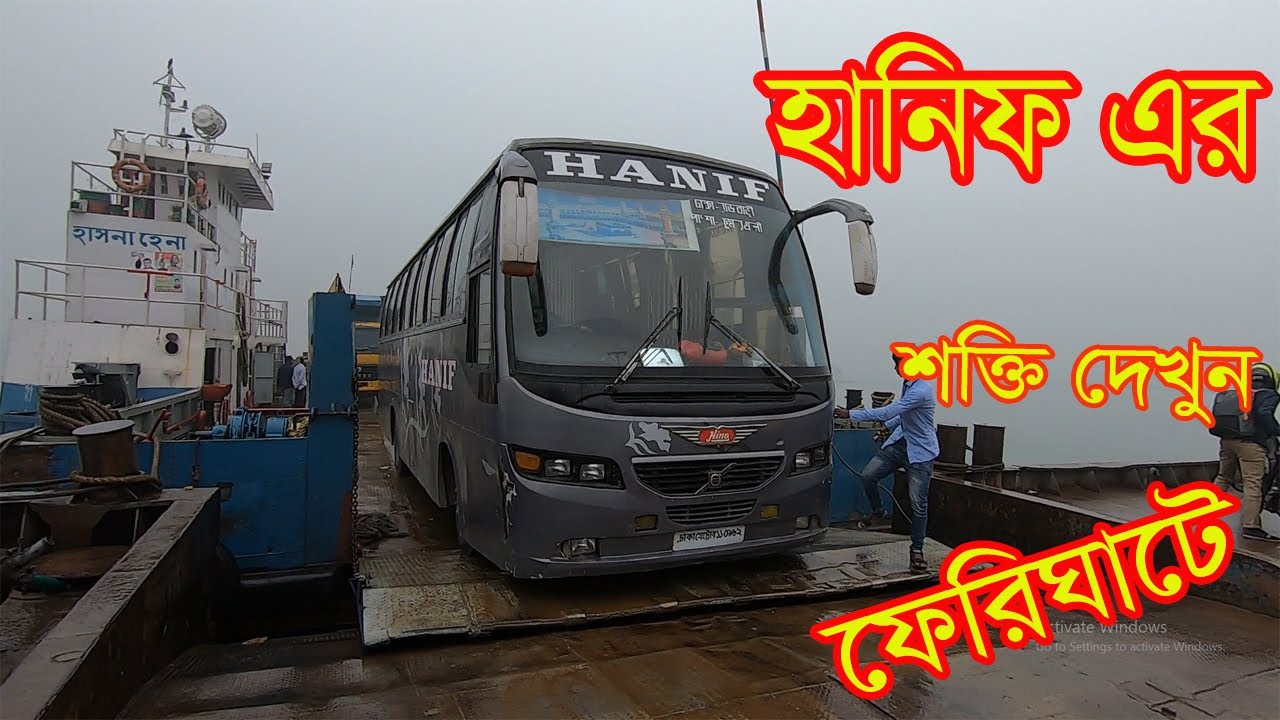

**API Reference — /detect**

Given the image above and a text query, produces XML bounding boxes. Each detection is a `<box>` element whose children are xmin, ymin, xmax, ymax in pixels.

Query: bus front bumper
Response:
<box><xmin>502</xmin><ymin>462</ymin><xmax>832</xmax><ymax>580</ymax></box>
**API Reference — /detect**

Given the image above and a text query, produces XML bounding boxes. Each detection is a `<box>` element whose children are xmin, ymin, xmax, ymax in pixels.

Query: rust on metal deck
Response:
<box><xmin>354</xmin><ymin>418</ymin><xmax>949</xmax><ymax>645</ymax></box>
<box><xmin>122</xmin><ymin>587</ymin><xmax>1279</xmax><ymax>719</ymax></box>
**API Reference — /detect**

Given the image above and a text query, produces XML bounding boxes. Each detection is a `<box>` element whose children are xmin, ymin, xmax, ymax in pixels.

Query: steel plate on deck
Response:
<box><xmin>357</xmin><ymin>528</ymin><xmax>949</xmax><ymax>647</ymax></box>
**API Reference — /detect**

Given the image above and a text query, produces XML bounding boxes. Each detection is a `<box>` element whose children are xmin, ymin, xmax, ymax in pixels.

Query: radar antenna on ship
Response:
<box><xmin>153</xmin><ymin>59</ymin><xmax>189</xmax><ymax>142</ymax></box>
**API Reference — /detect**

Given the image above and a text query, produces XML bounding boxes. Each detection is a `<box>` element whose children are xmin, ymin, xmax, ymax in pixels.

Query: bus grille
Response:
<box><xmin>633</xmin><ymin>454</ymin><xmax>783</xmax><ymax>496</ymax></box>
<box><xmin>666</xmin><ymin>499</ymin><xmax>757</xmax><ymax>526</ymax></box>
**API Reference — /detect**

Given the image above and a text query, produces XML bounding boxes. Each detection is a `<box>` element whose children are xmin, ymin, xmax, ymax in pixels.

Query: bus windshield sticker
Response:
<box><xmin>625</xmin><ymin>422</ymin><xmax>672</xmax><ymax>456</ymax></box>
<box><xmin>689</xmin><ymin>199</ymin><xmax>765</xmax><ymax>234</ymax></box>
<box><xmin>539</xmin><ymin>188</ymin><xmax>701</xmax><ymax>252</ymax></box>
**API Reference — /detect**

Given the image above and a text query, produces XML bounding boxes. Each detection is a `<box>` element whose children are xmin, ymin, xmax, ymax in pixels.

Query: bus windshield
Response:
<box><xmin>509</xmin><ymin>152</ymin><xmax>828</xmax><ymax>373</ymax></box>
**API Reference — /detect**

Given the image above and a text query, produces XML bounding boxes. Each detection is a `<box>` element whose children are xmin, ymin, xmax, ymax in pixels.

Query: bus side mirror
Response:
<box><xmin>768</xmin><ymin>198</ymin><xmax>877</xmax><ymax>333</ymax></box>
<box><xmin>498</xmin><ymin>178</ymin><xmax>539</xmax><ymax>277</ymax></box>
<box><xmin>848</xmin><ymin>219</ymin><xmax>877</xmax><ymax>296</ymax></box>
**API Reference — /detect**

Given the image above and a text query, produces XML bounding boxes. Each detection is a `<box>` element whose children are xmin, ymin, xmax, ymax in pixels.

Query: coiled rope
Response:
<box><xmin>354</xmin><ymin>512</ymin><xmax>404</xmax><ymax>546</ymax></box>
<box><xmin>38</xmin><ymin>391</ymin><xmax>121</xmax><ymax>434</ymax></box>
<box><xmin>43</xmin><ymin>391</ymin><xmax>159</xmax><ymax>487</ymax></box>
<box><xmin>69</xmin><ymin>470</ymin><xmax>158</xmax><ymax>487</ymax></box>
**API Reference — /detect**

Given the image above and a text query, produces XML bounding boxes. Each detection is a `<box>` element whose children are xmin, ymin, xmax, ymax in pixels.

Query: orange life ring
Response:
<box><xmin>112</xmin><ymin>158</ymin><xmax>152</xmax><ymax>194</ymax></box>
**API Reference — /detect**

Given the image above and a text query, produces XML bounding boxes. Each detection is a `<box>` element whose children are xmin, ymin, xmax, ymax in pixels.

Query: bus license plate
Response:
<box><xmin>672</xmin><ymin>525</ymin><xmax>745</xmax><ymax>551</ymax></box>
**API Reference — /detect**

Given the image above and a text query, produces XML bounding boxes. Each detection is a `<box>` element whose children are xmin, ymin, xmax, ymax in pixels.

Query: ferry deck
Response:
<box><xmin>114</xmin><ymin>417</ymin><xmax>1280</xmax><ymax>720</ymax></box>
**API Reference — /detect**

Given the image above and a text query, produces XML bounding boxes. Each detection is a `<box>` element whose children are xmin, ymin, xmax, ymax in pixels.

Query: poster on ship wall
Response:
<box><xmin>131</xmin><ymin>250</ymin><xmax>185</xmax><ymax>292</ymax></box>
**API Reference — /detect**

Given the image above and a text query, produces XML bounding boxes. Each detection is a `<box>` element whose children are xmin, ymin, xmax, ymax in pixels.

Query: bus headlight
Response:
<box><xmin>793</xmin><ymin>442</ymin><xmax>831</xmax><ymax>473</ymax></box>
<box><xmin>508</xmin><ymin>446</ymin><xmax>624</xmax><ymax>489</ymax></box>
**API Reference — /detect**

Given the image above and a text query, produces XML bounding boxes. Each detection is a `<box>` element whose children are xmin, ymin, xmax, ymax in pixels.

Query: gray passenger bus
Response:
<box><xmin>378</xmin><ymin>138</ymin><xmax>879</xmax><ymax>579</ymax></box>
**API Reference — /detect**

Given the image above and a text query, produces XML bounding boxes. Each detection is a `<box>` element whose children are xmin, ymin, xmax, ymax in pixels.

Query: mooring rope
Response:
<box><xmin>38</xmin><ymin>391</ymin><xmax>122</xmax><ymax>434</ymax></box>
<box><xmin>354</xmin><ymin>512</ymin><xmax>402</xmax><ymax>546</ymax></box>
<box><xmin>68</xmin><ymin>471</ymin><xmax>159</xmax><ymax>487</ymax></box>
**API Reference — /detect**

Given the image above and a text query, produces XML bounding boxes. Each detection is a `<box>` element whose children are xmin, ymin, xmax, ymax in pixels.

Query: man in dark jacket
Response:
<box><xmin>1212</xmin><ymin>362</ymin><xmax>1280</xmax><ymax>542</ymax></box>
<box><xmin>276</xmin><ymin>356</ymin><xmax>295</xmax><ymax>407</ymax></box>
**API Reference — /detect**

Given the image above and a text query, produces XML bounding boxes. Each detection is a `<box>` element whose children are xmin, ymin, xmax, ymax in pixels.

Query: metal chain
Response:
<box><xmin>350</xmin><ymin>374</ymin><xmax>366</xmax><ymax>591</ymax></box>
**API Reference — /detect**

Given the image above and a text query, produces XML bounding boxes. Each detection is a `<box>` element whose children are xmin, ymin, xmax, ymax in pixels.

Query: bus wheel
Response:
<box><xmin>387</xmin><ymin>410</ymin><xmax>408</xmax><ymax>476</ymax></box>
<box><xmin>442</xmin><ymin>451</ymin><xmax>475</xmax><ymax>557</ymax></box>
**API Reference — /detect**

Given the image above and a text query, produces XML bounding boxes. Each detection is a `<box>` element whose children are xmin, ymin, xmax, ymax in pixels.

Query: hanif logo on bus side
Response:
<box><xmin>418</xmin><ymin>358</ymin><xmax>457</xmax><ymax>391</ymax></box>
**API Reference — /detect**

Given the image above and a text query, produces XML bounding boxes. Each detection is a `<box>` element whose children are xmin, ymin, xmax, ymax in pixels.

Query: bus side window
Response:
<box><xmin>468</xmin><ymin>181</ymin><xmax>498</xmax><ymax>275</ymax></box>
<box><xmin>398</xmin><ymin>272</ymin><xmax>412</xmax><ymax>331</ymax></box>
<box><xmin>467</xmin><ymin>270</ymin><xmax>495</xmax><ymax>403</ymax></box>
<box><xmin>390</xmin><ymin>275</ymin><xmax>406</xmax><ymax>334</ymax></box>
<box><xmin>419</xmin><ymin>236</ymin><xmax>442</xmax><ymax>324</ymax></box>
<box><xmin>431</xmin><ymin>219</ymin><xmax>459</xmax><ymax>320</ymax></box>
<box><xmin>406</xmin><ymin>256</ymin><xmax>423</xmax><ymax>328</ymax></box>
<box><xmin>449</xmin><ymin>197</ymin><xmax>481</xmax><ymax>318</ymax></box>
<box><xmin>468</xmin><ymin>270</ymin><xmax>493</xmax><ymax>365</ymax></box>
<box><xmin>441</xmin><ymin>204</ymin><xmax>474</xmax><ymax>318</ymax></box>
<box><xmin>380</xmin><ymin>282</ymin><xmax>392</xmax><ymax>336</ymax></box>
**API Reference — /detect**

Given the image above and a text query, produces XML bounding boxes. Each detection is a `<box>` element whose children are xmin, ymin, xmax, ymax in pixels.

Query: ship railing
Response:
<box><xmin>69</xmin><ymin>161</ymin><xmax>220</xmax><ymax>246</ymax></box>
<box><xmin>249</xmin><ymin>298</ymin><xmax>288</xmax><ymax>341</ymax></box>
<box><xmin>240</xmin><ymin>231</ymin><xmax>258</xmax><ymax>273</ymax></box>
<box><xmin>13</xmin><ymin>258</ymin><xmax>288</xmax><ymax>341</ymax></box>
<box><xmin>112</xmin><ymin>129</ymin><xmax>266</xmax><ymax>175</ymax></box>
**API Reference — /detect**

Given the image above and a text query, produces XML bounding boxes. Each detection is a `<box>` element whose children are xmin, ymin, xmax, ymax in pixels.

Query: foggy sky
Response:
<box><xmin>1</xmin><ymin>0</ymin><xmax>1277</xmax><ymax>466</ymax></box>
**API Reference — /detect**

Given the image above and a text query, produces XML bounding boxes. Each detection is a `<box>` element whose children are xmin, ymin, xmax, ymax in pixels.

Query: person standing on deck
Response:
<box><xmin>835</xmin><ymin>353</ymin><xmax>939</xmax><ymax>572</ymax></box>
<box><xmin>276</xmin><ymin>355</ymin><xmax>295</xmax><ymax>407</ymax></box>
<box><xmin>1261</xmin><ymin>363</ymin><xmax>1280</xmax><ymax>516</ymax></box>
<box><xmin>1211</xmin><ymin>361</ymin><xmax>1280</xmax><ymax>542</ymax></box>
<box><xmin>292</xmin><ymin>354</ymin><xmax>309</xmax><ymax>408</ymax></box>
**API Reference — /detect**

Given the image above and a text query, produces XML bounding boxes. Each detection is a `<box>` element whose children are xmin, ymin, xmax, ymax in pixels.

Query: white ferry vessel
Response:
<box><xmin>1</xmin><ymin>61</ymin><xmax>287</xmax><ymax>436</ymax></box>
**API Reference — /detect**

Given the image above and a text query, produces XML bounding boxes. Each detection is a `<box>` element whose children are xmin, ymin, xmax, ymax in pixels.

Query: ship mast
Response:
<box><xmin>153</xmin><ymin>59</ymin><xmax>188</xmax><ymax>140</ymax></box>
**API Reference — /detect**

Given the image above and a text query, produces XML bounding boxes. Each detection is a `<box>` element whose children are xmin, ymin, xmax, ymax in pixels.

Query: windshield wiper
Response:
<box><xmin>605</xmin><ymin>278</ymin><xmax>683</xmax><ymax>393</ymax></box>
<box><xmin>702</xmin><ymin>281</ymin><xmax>801</xmax><ymax>393</ymax></box>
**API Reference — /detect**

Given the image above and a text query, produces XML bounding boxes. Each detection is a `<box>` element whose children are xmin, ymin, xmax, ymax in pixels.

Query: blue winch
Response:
<box><xmin>210</xmin><ymin>408</ymin><xmax>291</xmax><ymax>439</ymax></box>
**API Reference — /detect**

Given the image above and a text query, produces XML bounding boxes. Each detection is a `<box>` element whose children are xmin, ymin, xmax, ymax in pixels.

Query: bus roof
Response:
<box><xmin>353</xmin><ymin>295</ymin><xmax>383</xmax><ymax>306</ymax></box>
<box><xmin>385</xmin><ymin>137</ymin><xmax>784</xmax><ymax>288</ymax></box>
<box><xmin>503</xmin><ymin>137</ymin><xmax>778</xmax><ymax>185</ymax></box>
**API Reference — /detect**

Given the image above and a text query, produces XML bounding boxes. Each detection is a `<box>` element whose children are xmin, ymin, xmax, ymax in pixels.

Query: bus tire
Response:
<box><xmin>387</xmin><ymin>409</ymin><xmax>408</xmax><ymax>476</ymax></box>
<box><xmin>441</xmin><ymin>450</ymin><xmax>474</xmax><ymax>556</ymax></box>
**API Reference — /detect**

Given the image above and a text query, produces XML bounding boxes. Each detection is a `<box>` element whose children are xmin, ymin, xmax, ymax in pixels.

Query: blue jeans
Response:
<box><xmin>861</xmin><ymin>442</ymin><xmax>934</xmax><ymax>553</ymax></box>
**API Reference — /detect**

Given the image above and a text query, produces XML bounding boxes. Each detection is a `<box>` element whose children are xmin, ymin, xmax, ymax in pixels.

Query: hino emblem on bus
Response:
<box><xmin>701</xmin><ymin>427</ymin><xmax>737</xmax><ymax>445</ymax></box>
<box><xmin>666</xmin><ymin>424</ymin><xmax>764</xmax><ymax>448</ymax></box>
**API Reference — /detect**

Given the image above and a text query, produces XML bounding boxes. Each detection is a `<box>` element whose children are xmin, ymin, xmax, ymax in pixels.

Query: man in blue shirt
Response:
<box><xmin>835</xmin><ymin>353</ymin><xmax>939</xmax><ymax>572</ymax></box>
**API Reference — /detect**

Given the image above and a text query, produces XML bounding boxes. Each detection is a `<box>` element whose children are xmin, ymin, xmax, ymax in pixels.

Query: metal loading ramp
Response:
<box><xmin>353</xmin><ymin>419</ymin><xmax>950</xmax><ymax>647</ymax></box>
<box><xmin>358</xmin><ymin>530</ymin><xmax>952</xmax><ymax>645</ymax></box>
